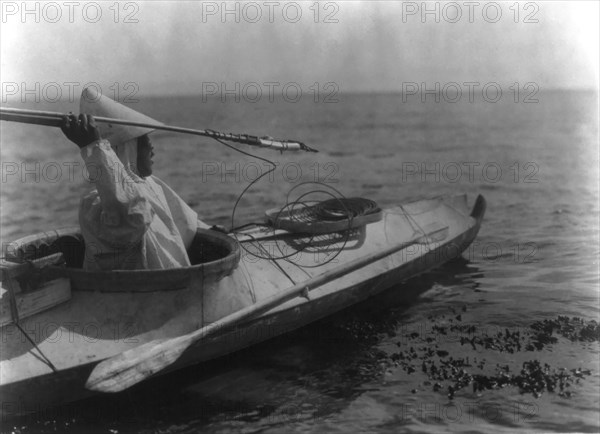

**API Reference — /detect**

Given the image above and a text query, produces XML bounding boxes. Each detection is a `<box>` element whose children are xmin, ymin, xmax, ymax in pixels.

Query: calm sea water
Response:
<box><xmin>1</xmin><ymin>91</ymin><xmax>598</xmax><ymax>433</ymax></box>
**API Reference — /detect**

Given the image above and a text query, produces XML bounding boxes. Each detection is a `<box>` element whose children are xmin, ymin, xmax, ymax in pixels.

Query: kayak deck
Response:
<box><xmin>0</xmin><ymin>194</ymin><xmax>485</xmax><ymax>416</ymax></box>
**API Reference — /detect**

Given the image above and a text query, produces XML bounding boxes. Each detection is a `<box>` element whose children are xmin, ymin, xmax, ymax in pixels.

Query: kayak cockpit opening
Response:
<box><xmin>5</xmin><ymin>228</ymin><xmax>236</xmax><ymax>268</ymax></box>
<box><xmin>187</xmin><ymin>229</ymin><xmax>239</xmax><ymax>266</ymax></box>
<box><xmin>3</xmin><ymin>227</ymin><xmax>241</xmax><ymax>292</ymax></box>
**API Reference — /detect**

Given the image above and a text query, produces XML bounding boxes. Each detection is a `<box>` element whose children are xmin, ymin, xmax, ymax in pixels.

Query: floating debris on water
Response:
<box><xmin>385</xmin><ymin>314</ymin><xmax>598</xmax><ymax>399</ymax></box>
<box><xmin>530</xmin><ymin>316</ymin><xmax>600</xmax><ymax>343</ymax></box>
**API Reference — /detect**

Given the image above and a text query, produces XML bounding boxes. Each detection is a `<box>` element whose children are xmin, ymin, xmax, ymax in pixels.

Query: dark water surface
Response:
<box><xmin>1</xmin><ymin>91</ymin><xmax>598</xmax><ymax>432</ymax></box>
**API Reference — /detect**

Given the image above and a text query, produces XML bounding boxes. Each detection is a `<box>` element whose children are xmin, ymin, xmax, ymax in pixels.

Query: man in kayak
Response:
<box><xmin>61</xmin><ymin>87</ymin><xmax>212</xmax><ymax>271</ymax></box>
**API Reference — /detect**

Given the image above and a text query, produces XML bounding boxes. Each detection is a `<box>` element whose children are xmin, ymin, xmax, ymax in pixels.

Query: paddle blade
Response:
<box><xmin>86</xmin><ymin>222</ymin><xmax>450</xmax><ymax>394</ymax></box>
<box><xmin>85</xmin><ymin>336</ymin><xmax>188</xmax><ymax>393</ymax></box>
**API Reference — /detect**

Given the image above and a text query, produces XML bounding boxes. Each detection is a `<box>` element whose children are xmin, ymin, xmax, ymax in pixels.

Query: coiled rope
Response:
<box><xmin>207</xmin><ymin>138</ymin><xmax>377</xmax><ymax>269</ymax></box>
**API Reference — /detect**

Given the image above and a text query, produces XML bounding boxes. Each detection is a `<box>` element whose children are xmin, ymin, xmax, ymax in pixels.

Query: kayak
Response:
<box><xmin>0</xmin><ymin>193</ymin><xmax>485</xmax><ymax>417</ymax></box>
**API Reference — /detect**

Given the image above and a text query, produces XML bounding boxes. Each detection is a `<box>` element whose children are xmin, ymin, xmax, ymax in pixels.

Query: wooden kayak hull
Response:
<box><xmin>0</xmin><ymin>194</ymin><xmax>485</xmax><ymax>417</ymax></box>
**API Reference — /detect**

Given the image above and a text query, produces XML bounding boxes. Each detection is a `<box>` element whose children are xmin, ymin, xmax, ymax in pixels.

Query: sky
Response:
<box><xmin>1</xmin><ymin>1</ymin><xmax>598</xmax><ymax>97</ymax></box>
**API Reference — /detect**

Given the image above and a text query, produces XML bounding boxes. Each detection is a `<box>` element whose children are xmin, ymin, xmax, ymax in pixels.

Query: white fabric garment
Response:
<box><xmin>79</xmin><ymin>139</ymin><xmax>209</xmax><ymax>270</ymax></box>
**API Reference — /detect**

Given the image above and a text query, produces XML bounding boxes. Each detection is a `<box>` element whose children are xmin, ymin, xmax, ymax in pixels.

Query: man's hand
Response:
<box><xmin>61</xmin><ymin>113</ymin><xmax>101</xmax><ymax>149</ymax></box>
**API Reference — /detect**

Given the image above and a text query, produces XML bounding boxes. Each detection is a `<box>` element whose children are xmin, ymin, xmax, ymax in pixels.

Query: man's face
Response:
<box><xmin>137</xmin><ymin>135</ymin><xmax>154</xmax><ymax>177</ymax></box>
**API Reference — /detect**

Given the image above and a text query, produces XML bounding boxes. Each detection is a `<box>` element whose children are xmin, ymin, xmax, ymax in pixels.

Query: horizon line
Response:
<box><xmin>1</xmin><ymin>86</ymin><xmax>598</xmax><ymax>106</ymax></box>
